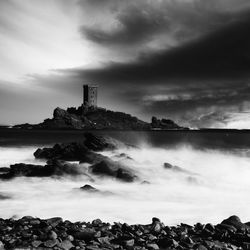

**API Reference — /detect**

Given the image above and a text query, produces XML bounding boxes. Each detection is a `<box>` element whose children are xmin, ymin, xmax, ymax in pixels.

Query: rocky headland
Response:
<box><xmin>13</xmin><ymin>106</ymin><xmax>186</xmax><ymax>130</ymax></box>
<box><xmin>0</xmin><ymin>215</ymin><xmax>249</xmax><ymax>250</ymax></box>
<box><xmin>0</xmin><ymin>133</ymin><xmax>137</xmax><ymax>183</ymax></box>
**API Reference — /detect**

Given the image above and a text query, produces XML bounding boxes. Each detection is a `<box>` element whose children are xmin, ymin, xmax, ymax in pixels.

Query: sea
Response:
<box><xmin>0</xmin><ymin>128</ymin><xmax>250</xmax><ymax>225</ymax></box>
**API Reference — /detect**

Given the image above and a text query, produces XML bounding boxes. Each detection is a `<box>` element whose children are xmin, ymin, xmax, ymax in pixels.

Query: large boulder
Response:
<box><xmin>219</xmin><ymin>215</ymin><xmax>249</xmax><ymax>232</ymax></box>
<box><xmin>90</xmin><ymin>160</ymin><xmax>137</xmax><ymax>182</ymax></box>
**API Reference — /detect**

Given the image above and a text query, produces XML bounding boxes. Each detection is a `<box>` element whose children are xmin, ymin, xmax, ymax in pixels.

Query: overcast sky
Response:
<box><xmin>1</xmin><ymin>0</ymin><xmax>250</xmax><ymax>128</ymax></box>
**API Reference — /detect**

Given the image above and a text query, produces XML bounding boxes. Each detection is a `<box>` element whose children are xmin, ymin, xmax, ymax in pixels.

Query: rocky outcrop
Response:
<box><xmin>90</xmin><ymin>160</ymin><xmax>137</xmax><ymax>182</ymax></box>
<box><xmin>5</xmin><ymin>133</ymin><xmax>137</xmax><ymax>182</ymax></box>
<box><xmin>151</xmin><ymin>116</ymin><xmax>185</xmax><ymax>130</ymax></box>
<box><xmin>33</xmin><ymin>133</ymin><xmax>119</xmax><ymax>163</ymax></box>
<box><xmin>14</xmin><ymin>106</ymin><xmax>185</xmax><ymax>130</ymax></box>
<box><xmin>0</xmin><ymin>160</ymin><xmax>83</xmax><ymax>179</ymax></box>
<box><xmin>0</xmin><ymin>215</ymin><xmax>250</xmax><ymax>250</ymax></box>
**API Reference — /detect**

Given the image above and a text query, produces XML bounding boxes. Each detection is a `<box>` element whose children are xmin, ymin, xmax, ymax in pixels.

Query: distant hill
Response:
<box><xmin>13</xmin><ymin>106</ymin><xmax>187</xmax><ymax>130</ymax></box>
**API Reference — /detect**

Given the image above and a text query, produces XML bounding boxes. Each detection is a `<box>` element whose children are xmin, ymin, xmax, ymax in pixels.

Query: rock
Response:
<box><xmin>57</xmin><ymin>240</ymin><xmax>74</xmax><ymax>250</ymax></box>
<box><xmin>29</xmin><ymin>219</ymin><xmax>40</xmax><ymax>225</ymax></box>
<box><xmin>221</xmin><ymin>215</ymin><xmax>248</xmax><ymax>231</ymax></box>
<box><xmin>80</xmin><ymin>185</ymin><xmax>99</xmax><ymax>192</ymax></box>
<box><xmin>19</xmin><ymin>106</ymin><xmax>152</xmax><ymax>130</ymax></box>
<box><xmin>92</xmin><ymin>219</ymin><xmax>102</xmax><ymax>226</ymax></box>
<box><xmin>0</xmin><ymin>167</ymin><xmax>10</xmax><ymax>173</ymax></box>
<box><xmin>0</xmin><ymin>241</ymin><xmax>4</xmax><ymax>250</ymax></box>
<box><xmin>46</xmin><ymin>217</ymin><xmax>63</xmax><ymax>227</ymax></box>
<box><xmin>48</xmin><ymin>230</ymin><xmax>57</xmax><ymax>240</ymax></box>
<box><xmin>34</xmin><ymin>142</ymin><xmax>88</xmax><ymax>161</ymax></box>
<box><xmin>158</xmin><ymin>238</ymin><xmax>179</xmax><ymax>248</ymax></box>
<box><xmin>73</xmin><ymin>228</ymin><xmax>96</xmax><ymax>242</ymax></box>
<box><xmin>151</xmin><ymin>116</ymin><xmax>184</xmax><ymax>129</ymax></box>
<box><xmin>195</xmin><ymin>244</ymin><xmax>208</xmax><ymax>250</ymax></box>
<box><xmin>31</xmin><ymin>240</ymin><xmax>42</xmax><ymax>248</ymax></box>
<box><xmin>0</xmin><ymin>160</ymin><xmax>86</xmax><ymax>179</ymax></box>
<box><xmin>147</xmin><ymin>243</ymin><xmax>160</xmax><ymax>250</ymax></box>
<box><xmin>123</xmin><ymin>239</ymin><xmax>134</xmax><ymax>247</ymax></box>
<box><xmin>44</xmin><ymin>239</ymin><xmax>58</xmax><ymax>247</ymax></box>
<box><xmin>163</xmin><ymin>162</ymin><xmax>192</xmax><ymax>174</ymax></box>
<box><xmin>90</xmin><ymin>160</ymin><xmax>136</xmax><ymax>182</ymax></box>
<box><xmin>84</xmin><ymin>133</ymin><xmax>117</xmax><ymax>151</ymax></box>
<box><xmin>0</xmin><ymin>193</ymin><xmax>10</xmax><ymax>200</ymax></box>
<box><xmin>96</xmin><ymin>236</ymin><xmax>110</xmax><ymax>245</ymax></box>
<box><xmin>216</xmin><ymin>223</ymin><xmax>237</xmax><ymax>233</ymax></box>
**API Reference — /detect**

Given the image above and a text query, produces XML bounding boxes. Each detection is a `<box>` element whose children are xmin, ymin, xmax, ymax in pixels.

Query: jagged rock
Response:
<box><xmin>84</xmin><ymin>132</ymin><xmax>117</xmax><ymax>151</ymax></box>
<box><xmin>90</xmin><ymin>160</ymin><xmax>137</xmax><ymax>182</ymax></box>
<box><xmin>80</xmin><ymin>185</ymin><xmax>99</xmax><ymax>192</ymax></box>
<box><xmin>34</xmin><ymin>142</ymin><xmax>88</xmax><ymax>161</ymax></box>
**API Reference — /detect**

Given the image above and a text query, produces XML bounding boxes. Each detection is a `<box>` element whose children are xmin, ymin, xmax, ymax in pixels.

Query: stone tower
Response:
<box><xmin>83</xmin><ymin>84</ymin><xmax>98</xmax><ymax>107</ymax></box>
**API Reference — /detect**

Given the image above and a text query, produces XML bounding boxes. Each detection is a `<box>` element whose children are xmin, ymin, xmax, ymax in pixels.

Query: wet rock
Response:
<box><xmin>90</xmin><ymin>160</ymin><xmax>137</xmax><ymax>182</ymax></box>
<box><xmin>84</xmin><ymin>133</ymin><xmax>117</xmax><ymax>151</ymax></box>
<box><xmin>34</xmin><ymin>142</ymin><xmax>88</xmax><ymax>161</ymax></box>
<box><xmin>80</xmin><ymin>185</ymin><xmax>99</xmax><ymax>193</ymax></box>
<box><xmin>163</xmin><ymin>162</ymin><xmax>193</xmax><ymax>174</ymax></box>
<box><xmin>0</xmin><ymin>193</ymin><xmax>10</xmax><ymax>200</ymax></box>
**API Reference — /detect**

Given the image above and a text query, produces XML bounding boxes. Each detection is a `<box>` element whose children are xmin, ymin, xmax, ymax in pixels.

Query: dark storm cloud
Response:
<box><xmin>79</xmin><ymin>0</ymin><xmax>250</xmax><ymax>48</ymax></box>
<box><xmin>66</xmin><ymin>12</ymin><xmax>250</xmax><ymax>83</ymax></box>
<box><xmin>54</xmin><ymin>10</ymin><xmax>250</xmax><ymax>127</ymax></box>
<box><xmin>81</xmin><ymin>3</ymin><xmax>171</xmax><ymax>46</ymax></box>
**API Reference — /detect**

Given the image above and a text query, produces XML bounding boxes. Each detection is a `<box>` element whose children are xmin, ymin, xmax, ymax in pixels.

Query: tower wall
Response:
<box><xmin>83</xmin><ymin>85</ymin><xmax>98</xmax><ymax>107</ymax></box>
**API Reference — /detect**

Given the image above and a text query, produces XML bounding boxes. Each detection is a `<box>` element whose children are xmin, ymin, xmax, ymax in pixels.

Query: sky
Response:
<box><xmin>1</xmin><ymin>0</ymin><xmax>250</xmax><ymax>128</ymax></box>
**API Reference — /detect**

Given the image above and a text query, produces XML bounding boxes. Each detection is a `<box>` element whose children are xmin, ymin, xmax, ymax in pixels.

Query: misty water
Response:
<box><xmin>0</xmin><ymin>129</ymin><xmax>250</xmax><ymax>225</ymax></box>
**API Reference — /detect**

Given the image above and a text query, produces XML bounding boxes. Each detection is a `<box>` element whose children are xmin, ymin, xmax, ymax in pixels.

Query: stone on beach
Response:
<box><xmin>0</xmin><ymin>215</ymin><xmax>249</xmax><ymax>250</ymax></box>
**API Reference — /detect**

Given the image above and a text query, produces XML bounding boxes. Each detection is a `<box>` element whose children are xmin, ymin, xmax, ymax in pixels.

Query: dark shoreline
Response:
<box><xmin>0</xmin><ymin>215</ymin><xmax>249</xmax><ymax>249</ymax></box>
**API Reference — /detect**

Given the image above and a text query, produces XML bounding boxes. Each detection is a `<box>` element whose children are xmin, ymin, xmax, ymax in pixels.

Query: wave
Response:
<box><xmin>0</xmin><ymin>142</ymin><xmax>250</xmax><ymax>225</ymax></box>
